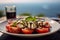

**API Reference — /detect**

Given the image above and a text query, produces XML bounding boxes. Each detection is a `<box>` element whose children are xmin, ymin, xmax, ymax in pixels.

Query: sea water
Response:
<box><xmin>0</xmin><ymin>3</ymin><xmax>60</xmax><ymax>17</ymax></box>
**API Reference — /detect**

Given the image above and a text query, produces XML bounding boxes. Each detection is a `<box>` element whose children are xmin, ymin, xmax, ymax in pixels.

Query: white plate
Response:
<box><xmin>0</xmin><ymin>18</ymin><xmax>60</xmax><ymax>37</ymax></box>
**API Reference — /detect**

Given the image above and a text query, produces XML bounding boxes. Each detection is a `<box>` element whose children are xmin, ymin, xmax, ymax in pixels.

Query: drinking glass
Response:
<box><xmin>5</xmin><ymin>6</ymin><xmax>16</xmax><ymax>19</ymax></box>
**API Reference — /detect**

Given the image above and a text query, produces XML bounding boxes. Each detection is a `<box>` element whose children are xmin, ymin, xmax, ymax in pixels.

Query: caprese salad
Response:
<box><xmin>6</xmin><ymin>16</ymin><xmax>51</xmax><ymax>34</ymax></box>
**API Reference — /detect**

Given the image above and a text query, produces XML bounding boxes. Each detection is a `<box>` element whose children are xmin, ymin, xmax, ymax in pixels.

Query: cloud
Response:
<box><xmin>0</xmin><ymin>0</ymin><xmax>60</xmax><ymax>4</ymax></box>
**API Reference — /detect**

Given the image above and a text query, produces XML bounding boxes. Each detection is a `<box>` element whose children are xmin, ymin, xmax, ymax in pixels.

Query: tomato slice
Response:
<box><xmin>6</xmin><ymin>24</ymin><xmax>21</xmax><ymax>33</ymax></box>
<box><xmin>45</xmin><ymin>24</ymin><xmax>50</xmax><ymax>28</ymax></box>
<box><xmin>45</xmin><ymin>22</ymin><xmax>49</xmax><ymax>25</ymax></box>
<box><xmin>22</xmin><ymin>28</ymin><xmax>33</xmax><ymax>34</ymax></box>
<box><xmin>36</xmin><ymin>28</ymin><xmax>49</xmax><ymax>33</ymax></box>
<box><xmin>44</xmin><ymin>22</ymin><xmax>50</xmax><ymax>28</ymax></box>
<box><xmin>6</xmin><ymin>24</ymin><xmax>10</xmax><ymax>32</ymax></box>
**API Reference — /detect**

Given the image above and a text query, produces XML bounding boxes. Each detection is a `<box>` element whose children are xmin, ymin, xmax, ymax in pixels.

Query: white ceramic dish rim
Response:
<box><xmin>0</xmin><ymin>17</ymin><xmax>60</xmax><ymax>37</ymax></box>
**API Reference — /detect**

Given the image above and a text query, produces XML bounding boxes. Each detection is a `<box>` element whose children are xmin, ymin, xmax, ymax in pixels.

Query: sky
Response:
<box><xmin>0</xmin><ymin>0</ymin><xmax>60</xmax><ymax>4</ymax></box>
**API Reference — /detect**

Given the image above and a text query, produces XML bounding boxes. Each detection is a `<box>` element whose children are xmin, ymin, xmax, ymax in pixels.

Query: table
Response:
<box><xmin>0</xmin><ymin>17</ymin><xmax>60</xmax><ymax>40</ymax></box>
<box><xmin>0</xmin><ymin>30</ymin><xmax>60</xmax><ymax>40</ymax></box>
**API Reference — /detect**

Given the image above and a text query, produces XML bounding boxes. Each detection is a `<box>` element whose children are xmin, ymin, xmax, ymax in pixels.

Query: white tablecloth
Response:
<box><xmin>0</xmin><ymin>17</ymin><xmax>6</xmax><ymax>36</ymax></box>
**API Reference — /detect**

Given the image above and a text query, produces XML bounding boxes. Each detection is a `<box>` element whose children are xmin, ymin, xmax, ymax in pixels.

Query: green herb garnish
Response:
<box><xmin>25</xmin><ymin>16</ymin><xmax>36</xmax><ymax>22</ymax></box>
<box><xmin>12</xmin><ymin>19</ymin><xmax>20</xmax><ymax>27</ymax></box>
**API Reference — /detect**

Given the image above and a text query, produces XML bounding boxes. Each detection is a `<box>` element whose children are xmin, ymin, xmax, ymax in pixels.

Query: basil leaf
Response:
<box><xmin>25</xmin><ymin>16</ymin><xmax>36</xmax><ymax>21</ymax></box>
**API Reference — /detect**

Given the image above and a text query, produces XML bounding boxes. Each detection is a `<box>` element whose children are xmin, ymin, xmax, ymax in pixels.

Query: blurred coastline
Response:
<box><xmin>0</xmin><ymin>3</ymin><xmax>60</xmax><ymax>17</ymax></box>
